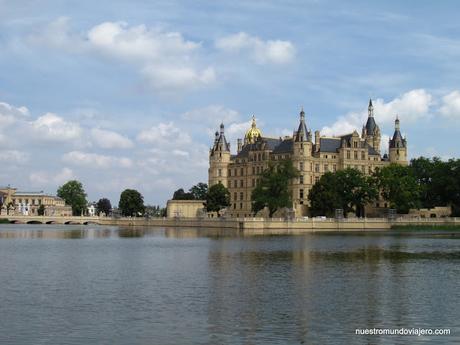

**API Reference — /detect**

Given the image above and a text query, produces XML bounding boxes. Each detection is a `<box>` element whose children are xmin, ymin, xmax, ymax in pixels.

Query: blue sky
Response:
<box><xmin>1</xmin><ymin>0</ymin><xmax>460</xmax><ymax>205</ymax></box>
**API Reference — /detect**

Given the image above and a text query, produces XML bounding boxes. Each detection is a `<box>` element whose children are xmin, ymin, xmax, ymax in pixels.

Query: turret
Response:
<box><xmin>294</xmin><ymin>108</ymin><xmax>308</xmax><ymax>142</ymax></box>
<box><xmin>389</xmin><ymin>116</ymin><xmax>407</xmax><ymax>165</ymax></box>
<box><xmin>293</xmin><ymin>107</ymin><xmax>312</xmax><ymax>157</ymax></box>
<box><xmin>209</xmin><ymin>123</ymin><xmax>231</xmax><ymax>187</ymax></box>
<box><xmin>363</xmin><ymin>98</ymin><xmax>381</xmax><ymax>153</ymax></box>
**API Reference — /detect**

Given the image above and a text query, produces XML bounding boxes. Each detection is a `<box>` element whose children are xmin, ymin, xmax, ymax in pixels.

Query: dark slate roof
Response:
<box><xmin>319</xmin><ymin>138</ymin><xmax>341</xmax><ymax>152</ymax></box>
<box><xmin>214</xmin><ymin>133</ymin><xmax>230</xmax><ymax>151</ymax></box>
<box><xmin>295</xmin><ymin>120</ymin><xmax>308</xmax><ymax>142</ymax></box>
<box><xmin>272</xmin><ymin>138</ymin><xmax>293</xmax><ymax>153</ymax></box>
<box><xmin>367</xmin><ymin>144</ymin><xmax>379</xmax><ymax>155</ymax></box>
<box><xmin>365</xmin><ymin>116</ymin><xmax>377</xmax><ymax>135</ymax></box>
<box><xmin>235</xmin><ymin>137</ymin><xmax>294</xmax><ymax>158</ymax></box>
<box><xmin>389</xmin><ymin>130</ymin><xmax>406</xmax><ymax>148</ymax></box>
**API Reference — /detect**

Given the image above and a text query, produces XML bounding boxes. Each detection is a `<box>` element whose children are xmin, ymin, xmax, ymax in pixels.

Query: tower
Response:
<box><xmin>362</xmin><ymin>99</ymin><xmax>381</xmax><ymax>153</ymax></box>
<box><xmin>244</xmin><ymin>115</ymin><xmax>262</xmax><ymax>145</ymax></box>
<box><xmin>208</xmin><ymin>123</ymin><xmax>231</xmax><ymax>187</ymax></box>
<box><xmin>292</xmin><ymin>108</ymin><xmax>313</xmax><ymax>217</ymax></box>
<box><xmin>389</xmin><ymin>116</ymin><xmax>408</xmax><ymax>165</ymax></box>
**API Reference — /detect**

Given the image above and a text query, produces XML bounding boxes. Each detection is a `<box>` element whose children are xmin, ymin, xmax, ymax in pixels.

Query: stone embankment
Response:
<box><xmin>4</xmin><ymin>215</ymin><xmax>459</xmax><ymax>235</ymax></box>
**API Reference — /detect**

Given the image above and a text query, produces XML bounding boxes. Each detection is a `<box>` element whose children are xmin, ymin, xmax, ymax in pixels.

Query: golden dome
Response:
<box><xmin>245</xmin><ymin>115</ymin><xmax>262</xmax><ymax>143</ymax></box>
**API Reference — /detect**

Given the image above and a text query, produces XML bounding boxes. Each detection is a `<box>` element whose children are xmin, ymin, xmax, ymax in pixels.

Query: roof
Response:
<box><xmin>319</xmin><ymin>138</ymin><xmax>341</xmax><ymax>152</ymax></box>
<box><xmin>319</xmin><ymin>137</ymin><xmax>380</xmax><ymax>155</ymax></box>
<box><xmin>235</xmin><ymin>137</ymin><xmax>290</xmax><ymax>158</ymax></box>
<box><xmin>365</xmin><ymin>116</ymin><xmax>377</xmax><ymax>135</ymax></box>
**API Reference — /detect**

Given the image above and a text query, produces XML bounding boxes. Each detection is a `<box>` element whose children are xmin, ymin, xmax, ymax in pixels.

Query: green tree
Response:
<box><xmin>251</xmin><ymin>159</ymin><xmax>299</xmax><ymax>217</ymax></box>
<box><xmin>410</xmin><ymin>157</ymin><xmax>460</xmax><ymax>215</ymax></box>
<box><xmin>118</xmin><ymin>189</ymin><xmax>145</xmax><ymax>217</ymax></box>
<box><xmin>172</xmin><ymin>188</ymin><xmax>195</xmax><ymax>200</ymax></box>
<box><xmin>205</xmin><ymin>183</ymin><xmax>230</xmax><ymax>213</ymax></box>
<box><xmin>374</xmin><ymin>164</ymin><xmax>420</xmax><ymax>214</ymax></box>
<box><xmin>96</xmin><ymin>198</ymin><xmax>112</xmax><ymax>216</ymax></box>
<box><xmin>37</xmin><ymin>204</ymin><xmax>45</xmax><ymax>216</ymax></box>
<box><xmin>309</xmin><ymin>168</ymin><xmax>378</xmax><ymax>217</ymax></box>
<box><xmin>189</xmin><ymin>182</ymin><xmax>208</xmax><ymax>200</ymax></box>
<box><xmin>57</xmin><ymin>180</ymin><xmax>87</xmax><ymax>216</ymax></box>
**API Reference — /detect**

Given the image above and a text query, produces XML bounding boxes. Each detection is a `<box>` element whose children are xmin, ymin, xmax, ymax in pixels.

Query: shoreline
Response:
<box><xmin>1</xmin><ymin>216</ymin><xmax>459</xmax><ymax>235</ymax></box>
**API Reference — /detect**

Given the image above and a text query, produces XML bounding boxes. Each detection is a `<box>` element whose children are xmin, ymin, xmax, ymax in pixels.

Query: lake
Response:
<box><xmin>0</xmin><ymin>224</ymin><xmax>458</xmax><ymax>344</ymax></box>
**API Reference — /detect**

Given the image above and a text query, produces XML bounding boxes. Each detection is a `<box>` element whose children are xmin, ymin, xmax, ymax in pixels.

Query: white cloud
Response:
<box><xmin>216</xmin><ymin>32</ymin><xmax>296</xmax><ymax>64</ymax></box>
<box><xmin>62</xmin><ymin>151</ymin><xmax>133</xmax><ymax>169</ymax></box>
<box><xmin>30</xmin><ymin>113</ymin><xmax>82</xmax><ymax>141</ymax></box>
<box><xmin>31</xmin><ymin>18</ymin><xmax>215</xmax><ymax>93</ymax></box>
<box><xmin>87</xmin><ymin>21</ymin><xmax>199</xmax><ymax>62</ymax></box>
<box><xmin>29</xmin><ymin>167</ymin><xmax>75</xmax><ymax>186</ymax></box>
<box><xmin>182</xmin><ymin>105</ymin><xmax>240</xmax><ymax>126</ymax></box>
<box><xmin>91</xmin><ymin>128</ymin><xmax>133</xmax><ymax>149</ymax></box>
<box><xmin>440</xmin><ymin>90</ymin><xmax>460</xmax><ymax>120</ymax></box>
<box><xmin>322</xmin><ymin>89</ymin><xmax>433</xmax><ymax>136</ymax></box>
<box><xmin>0</xmin><ymin>150</ymin><xmax>29</xmax><ymax>164</ymax></box>
<box><xmin>141</xmin><ymin>65</ymin><xmax>216</xmax><ymax>92</ymax></box>
<box><xmin>137</xmin><ymin>122</ymin><xmax>191</xmax><ymax>147</ymax></box>
<box><xmin>0</xmin><ymin>101</ymin><xmax>29</xmax><ymax>126</ymax></box>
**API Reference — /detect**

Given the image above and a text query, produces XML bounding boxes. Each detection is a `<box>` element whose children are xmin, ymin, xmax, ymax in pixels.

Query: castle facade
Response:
<box><xmin>208</xmin><ymin>100</ymin><xmax>408</xmax><ymax>217</ymax></box>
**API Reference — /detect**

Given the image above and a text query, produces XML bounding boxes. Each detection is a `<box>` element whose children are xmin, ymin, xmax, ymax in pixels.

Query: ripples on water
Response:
<box><xmin>0</xmin><ymin>224</ymin><xmax>458</xmax><ymax>345</ymax></box>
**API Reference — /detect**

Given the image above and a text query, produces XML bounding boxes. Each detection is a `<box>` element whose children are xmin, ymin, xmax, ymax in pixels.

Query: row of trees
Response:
<box><xmin>56</xmin><ymin>181</ymin><xmax>161</xmax><ymax>217</ymax></box>
<box><xmin>172</xmin><ymin>182</ymin><xmax>231</xmax><ymax>213</ymax></box>
<box><xmin>310</xmin><ymin>157</ymin><xmax>460</xmax><ymax>217</ymax></box>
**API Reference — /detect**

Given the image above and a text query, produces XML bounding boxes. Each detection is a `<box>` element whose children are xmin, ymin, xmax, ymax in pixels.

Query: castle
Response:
<box><xmin>208</xmin><ymin>100</ymin><xmax>408</xmax><ymax>217</ymax></box>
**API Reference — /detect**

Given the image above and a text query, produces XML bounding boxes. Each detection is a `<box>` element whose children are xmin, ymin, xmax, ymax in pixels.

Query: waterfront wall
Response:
<box><xmin>4</xmin><ymin>215</ymin><xmax>459</xmax><ymax>234</ymax></box>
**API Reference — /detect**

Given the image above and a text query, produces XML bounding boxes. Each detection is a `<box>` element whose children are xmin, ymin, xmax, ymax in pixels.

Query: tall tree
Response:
<box><xmin>57</xmin><ymin>180</ymin><xmax>87</xmax><ymax>216</ymax></box>
<box><xmin>205</xmin><ymin>183</ymin><xmax>230</xmax><ymax>213</ymax></box>
<box><xmin>119</xmin><ymin>189</ymin><xmax>145</xmax><ymax>217</ymax></box>
<box><xmin>189</xmin><ymin>183</ymin><xmax>208</xmax><ymax>200</ymax></box>
<box><xmin>96</xmin><ymin>198</ymin><xmax>112</xmax><ymax>216</ymax></box>
<box><xmin>251</xmin><ymin>159</ymin><xmax>299</xmax><ymax>217</ymax></box>
<box><xmin>374</xmin><ymin>164</ymin><xmax>420</xmax><ymax>214</ymax></box>
<box><xmin>172</xmin><ymin>188</ymin><xmax>195</xmax><ymax>200</ymax></box>
<box><xmin>309</xmin><ymin>168</ymin><xmax>378</xmax><ymax>217</ymax></box>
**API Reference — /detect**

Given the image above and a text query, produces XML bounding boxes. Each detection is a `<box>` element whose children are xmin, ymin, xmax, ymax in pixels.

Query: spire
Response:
<box><xmin>212</xmin><ymin>123</ymin><xmax>230</xmax><ymax>152</ymax></box>
<box><xmin>368</xmin><ymin>98</ymin><xmax>374</xmax><ymax>117</ymax></box>
<box><xmin>251</xmin><ymin>115</ymin><xmax>256</xmax><ymax>128</ymax></box>
<box><xmin>220</xmin><ymin>122</ymin><xmax>225</xmax><ymax>135</ymax></box>
<box><xmin>295</xmin><ymin>107</ymin><xmax>308</xmax><ymax>142</ymax></box>
<box><xmin>389</xmin><ymin>115</ymin><xmax>405</xmax><ymax>148</ymax></box>
<box><xmin>365</xmin><ymin>98</ymin><xmax>377</xmax><ymax>135</ymax></box>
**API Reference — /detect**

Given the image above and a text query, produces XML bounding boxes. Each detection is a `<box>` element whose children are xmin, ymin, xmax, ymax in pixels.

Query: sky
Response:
<box><xmin>1</xmin><ymin>0</ymin><xmax>460</xmax><ymax>205</ymax></box>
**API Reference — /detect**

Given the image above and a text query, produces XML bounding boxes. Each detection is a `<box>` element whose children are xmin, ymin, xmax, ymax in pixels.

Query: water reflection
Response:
<box><xmin>0</xmin><ymin>225</ymin><xmax>459</xmax><ymax>344</ymax></box>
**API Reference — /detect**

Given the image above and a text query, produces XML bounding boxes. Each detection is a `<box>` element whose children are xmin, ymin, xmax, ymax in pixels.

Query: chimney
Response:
<box><xmin>237</xmin><ymin>138</ymin><xmax>242</xmax><ymax>153</ymax></box>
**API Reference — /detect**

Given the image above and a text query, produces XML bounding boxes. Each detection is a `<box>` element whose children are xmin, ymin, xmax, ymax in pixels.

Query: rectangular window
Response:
<box><xmin>299</xmin><ymin>189</ymin><xmax>304</xmax><ymax>199</ymax></box>
<box><xmin>240</xmin><ymin>180</ymin><xmax>244</xmax><ymax>187</ymax></box>
<box><xmin>333</xmin><ymin>164</ymin><xmax>337</xmax><ymax>172</ymax></box>
<box><xmin>354</xmin><ymin>151</ymin><xmax>358</xmax><ymax>159</ymax></box>
<box><xmin>299</xmin><ymin>175</ymin><xmax>304</xmax><ymax>184</ymax></box>
<box><xmin>234</xmin><ymin>192</ymin><xmax>237</xmax><ymax>201</ymax></box>
<box><xmin>218</xmin><ymin>169</ymin><xmax>222</xmax><ymax>177</ymax></box>
<box><xmin>240</xmin><ymin>168</ymin><xmax>244</xmax><ymax>176</ymax></box>
<box><xmin>353</xmin><ymin>141</ymin><xmax>357</xmax><ymax>148</ymax></box>
<box><xmin>299</xmin><ymin>162</ymin><xmax>304</xmax><ymax>171</ymax></box>
<box><xmin>315</xmin><ymin>164</ymin><xmax>319</xmax><ymax>173</ymax></box>
<box><xmin>240</xmin><ymin>192</ymin><xmax>244</xmax><ymax>201</ymax></box>
<box><xmin>324</xmin><ymin>164</ymin><xmax>329</xmax><ymax>172</ymax></box>
<box><xmin>228</xmin><ymin>169</ymin><xmax>231</xmax><ymax>177</ymax></box>
<box><xmin>234</xmin><ymin>180</ymin><xmax>237</xmax><ymax>188</ymax></box>
<box><xmin>315</xmin><ymin>176</ymin><xmax>319</xmax><ymax>183</ymax></box>
<box><xmin>346</xmin><ymin>151</ymin><xmax>351</xmax><ymax>159</ymax></box>
<box><xmin>252</xmin><ymin>166</ymin><xmax>256</xmax><ymax>174</ymax></box>
<box><xmin>361</xmin><ymin>151</ymin><xmax>365</xmax><ymax>160</ymax></box>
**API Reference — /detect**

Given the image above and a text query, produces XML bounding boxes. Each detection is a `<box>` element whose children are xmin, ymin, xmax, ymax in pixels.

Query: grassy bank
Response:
<box><xmin>0</xmin><ymin>218</ymin><xmax>10</xmax><ymax>224</ymax></box>
<box><xmin>391</xmin><ymin>224</ymin><xmax>460</xmax><ymax>231</ymax></box>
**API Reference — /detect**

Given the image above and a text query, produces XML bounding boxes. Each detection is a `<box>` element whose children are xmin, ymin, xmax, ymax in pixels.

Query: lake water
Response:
<box><xmin>0</xmin><ymin>224</ymin><xmax>458</xmax><ymax>345</ymax></box>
